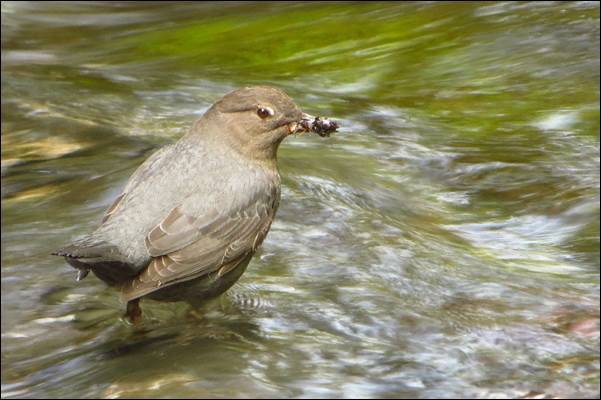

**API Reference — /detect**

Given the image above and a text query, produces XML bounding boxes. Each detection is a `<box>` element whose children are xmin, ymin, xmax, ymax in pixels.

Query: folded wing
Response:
<box><xmin>121</xmin><ymin>187</ymin><xmax>278</xmax><ymax>301</ymax></box>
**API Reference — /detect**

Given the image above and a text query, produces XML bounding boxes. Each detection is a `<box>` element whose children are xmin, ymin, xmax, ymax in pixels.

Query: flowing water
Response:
<box><xmin>1</xmin><ymin>2</ymin><xmax>599</xmax><ymax>398</ymax></box>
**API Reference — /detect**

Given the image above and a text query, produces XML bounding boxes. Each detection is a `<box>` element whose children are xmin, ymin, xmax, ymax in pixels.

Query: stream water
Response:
<box><xmin>2</xmin><ymin>2</ymin><xmax>599</xmax><ymax>398</ymax></box>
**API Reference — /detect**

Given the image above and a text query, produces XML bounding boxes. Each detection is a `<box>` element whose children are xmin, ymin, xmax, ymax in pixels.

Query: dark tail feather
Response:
<box><xmin>52</xmin><ymin>237</ymin><xmax>136</xmax><ymax>285</ymax></box>
<box><xmin>51</xmin><ymin>236</ymin><xmax>117</xmax><ymax>259</ymax></box>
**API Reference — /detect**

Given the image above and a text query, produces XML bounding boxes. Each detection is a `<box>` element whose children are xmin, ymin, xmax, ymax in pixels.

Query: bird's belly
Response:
<box><xmin>145</xmin><ymin>253</ymin><xmax>253</xmax><ymax>303</ymax></box>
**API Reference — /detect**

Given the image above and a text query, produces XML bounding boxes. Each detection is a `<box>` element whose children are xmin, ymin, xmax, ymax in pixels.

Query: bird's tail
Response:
<box><xmin>52</xmin><ymin>236</ymin><xmax>113</xmax><ymax>259</ymax></box>
<box><xmin>52</xmin><ymin>236</ymin><xmax>135</xmax><ymax>285</ymax></box>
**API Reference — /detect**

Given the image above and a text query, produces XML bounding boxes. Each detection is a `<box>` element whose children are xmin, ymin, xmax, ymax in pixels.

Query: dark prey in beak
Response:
<box><xmin>296</xmin><ymin>113</ymin><xmax>339</xmax><ymax>137</ymax></box>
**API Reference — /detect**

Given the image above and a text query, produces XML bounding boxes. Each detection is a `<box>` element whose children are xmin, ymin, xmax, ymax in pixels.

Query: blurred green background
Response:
<box><xmin>1</xmin><ymin>2</ymin><xmax>599</xmax><ymax>398</ymax></box>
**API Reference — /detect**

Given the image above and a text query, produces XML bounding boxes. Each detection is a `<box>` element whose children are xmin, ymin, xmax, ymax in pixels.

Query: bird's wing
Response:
<box><xmin>121</xmin><ymin>185</ymin><xmax>279</xmax><ymax>301</ymax></box>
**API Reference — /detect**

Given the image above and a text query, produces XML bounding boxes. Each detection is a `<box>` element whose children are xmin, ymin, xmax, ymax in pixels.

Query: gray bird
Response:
<box><xmin>52</xmin><ymin>86</ymin><xmax>336</xmax><ymax>322</ymax></box>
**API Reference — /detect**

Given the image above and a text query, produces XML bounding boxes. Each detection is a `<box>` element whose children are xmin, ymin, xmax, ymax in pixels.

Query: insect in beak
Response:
<box><xmin>288</xmin><ymin>113</ymin><xmax>339</xmax><ymax>136</ymax></box>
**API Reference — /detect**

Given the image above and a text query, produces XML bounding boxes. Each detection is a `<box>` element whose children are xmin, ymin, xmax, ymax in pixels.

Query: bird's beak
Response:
<box><xmin>287</xmin><ymin>122</ymin><xmax>299</xmax><ymax>135</ymax></box>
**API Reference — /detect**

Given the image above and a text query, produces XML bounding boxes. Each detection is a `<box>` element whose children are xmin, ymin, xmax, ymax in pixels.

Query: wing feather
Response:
<box><xmin>121</xmin><ymin>185</ymin><xmax>278</xmax><ymax>301</ymax></box>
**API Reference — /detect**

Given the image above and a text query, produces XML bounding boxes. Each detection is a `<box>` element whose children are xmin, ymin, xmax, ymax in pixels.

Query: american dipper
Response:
<box><xmin>52</xmin><ymin>86</ymin><xmax>338</xmax><ymax>322</ymax></box>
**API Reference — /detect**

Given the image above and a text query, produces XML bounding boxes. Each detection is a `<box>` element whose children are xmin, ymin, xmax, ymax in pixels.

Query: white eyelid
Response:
<box><xmin>261</xmin><ymin>106</ymin><xmax>275</xmax><ymax>116</ymax></box>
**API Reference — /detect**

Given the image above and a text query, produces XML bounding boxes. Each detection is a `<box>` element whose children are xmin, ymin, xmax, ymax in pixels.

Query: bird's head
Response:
<box><xmin>192</xmin><ymin>86</ymin><xmax>307</xmax><ymax>164</ymax></box>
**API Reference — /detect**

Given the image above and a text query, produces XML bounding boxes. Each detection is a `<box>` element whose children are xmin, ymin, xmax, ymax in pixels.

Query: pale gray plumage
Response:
<box><xmin>53</xmin><ymin>86</ymin><xmax>311</xmax><ymax>320</ymax></box>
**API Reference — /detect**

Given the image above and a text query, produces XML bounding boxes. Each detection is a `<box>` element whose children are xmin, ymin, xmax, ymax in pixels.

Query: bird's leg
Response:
<box><xmin>124</xmin><ymin>299</ymin><xmax>142</xmax><ymax>324</ymax></box>
<box><xmin>184</xmin><ymin>299</ymin><xmax>205</xmax><ymax>321</ymax></box>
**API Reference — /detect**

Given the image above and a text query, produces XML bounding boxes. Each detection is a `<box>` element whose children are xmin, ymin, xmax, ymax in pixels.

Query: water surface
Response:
<box><xmin>2</xmin><ymin>2</ymin><xmax>599</xmax><ymax>398</ymax></box>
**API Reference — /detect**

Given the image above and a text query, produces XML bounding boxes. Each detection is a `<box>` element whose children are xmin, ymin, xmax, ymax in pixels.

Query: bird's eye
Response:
<box><xmin>257</xmin><ymin>106</ymin><xmax>274</xmax><ymax>119</ymax></box>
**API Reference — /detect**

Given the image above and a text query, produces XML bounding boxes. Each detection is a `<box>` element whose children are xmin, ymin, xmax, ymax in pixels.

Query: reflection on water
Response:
<box><xmin>1</xmin><ymin>1</ymin><xmax>599</xmax><ymax>398</ymax></box>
